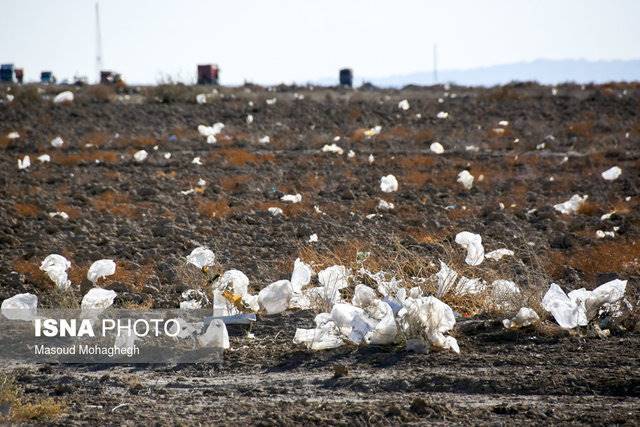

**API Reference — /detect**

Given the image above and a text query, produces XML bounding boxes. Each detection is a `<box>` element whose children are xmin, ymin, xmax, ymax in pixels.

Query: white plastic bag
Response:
<box><xmin>1</xmin><ymin>293</ymin><xmax>38</xmax><ymax>321</ymax></box>
<box><xmin>81</xmin><ymin>288</ymin><xmax>117</xmax><ymax>312</ymax></box>
<box><xmin>17</xmin><ymin>155</ymin><xmax>30</xmax><ymax>170</ymax></box>
<box><xmin>53</xmin><ymin>91</ymin><xmax>74</xmax><ymax>104</ymax></box>
<box><xmin>398</xmin><ymin>99</ymin><xmax>410</xmax><ymax>110</ymax></box>
<box><xmin>503</xmin><ymin>307</ymin><xmax>539</xmax><ymax>329</ymax></box>
<box><xmin>87</xmin><ymin>259</ymin><xmax>116</xmax><ymax>284</ymax></box>
<box><xmin>430</xmin><ymin>142</ymin><xmax>444</xmax><ymax>154</ymax></box>
<box><xmin>281</xmin><ymin>193</ymin><xmax>302</xmax><ymax>203</ymax></box>
<box><xmin>485</xmin><ymin>248</ymin><xmax>514</xmax><ymax>261</ymax></box>
<box><xmin>50</xmin><ymin>136</ymin><xmax>64</xmax><ymax>148</ymax></box>
<box><xmin>186</xmin><ymin>247</ymin><xmax>215</xmax><ymax>270</ymax></box>
<box><xmin>133</xmin><ymin>150</ymin><xmax>148</xmax><ymax>162</ymax></box>
<box><xmin>435</xmin><ymin>260</ymin><xmax>458</xmax><ymax>297</ymax></box>
<box><xmin>196</xmin><ymin>94</ymin><xmax>207</xmax><ymax>104</ymax></box>
<box><xmin>40</xmin><ymin>254</ymin><xmax>71</xmax><ymax>290</ymax></box>
<box><xmin>601</xmin><ymin>166</ymin><xmax>621</xmax><ymax>181</ymax></box>
<box><xmin>457</xmin><ymin>170</ymin><xmax>474</xmax><ymax>190</ymax></box>
<box><xmin>455</xmin><ymin>231</ymin><xmax>485</xmax><ymax>266</ymax></box>
<box><xmin>399</xmin><ymin>296</ymin><xmax>459</xmax><ymax>353</ymax></box>
<box><xmin>553</xmin><ymin>194</ymin><xmax>588</xmax><ymax>215</ymax></box>
<box><xmin>258</xmin><ymin>280</ymin><xmax>292</xmax><ymax>314</ymax></box>
<box><xmin>380</xmin><ymin>175</ymin><xmax>398</xmax><ymax>193</ymax></box>
<box><xmin>198</xmin><ymin>319</ymin><xmax>230</xmax><ymax>349</ymax></box>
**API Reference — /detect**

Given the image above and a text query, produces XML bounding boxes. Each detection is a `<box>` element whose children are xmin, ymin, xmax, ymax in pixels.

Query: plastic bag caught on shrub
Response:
<box><xmin>1</xmin><ymin>293</ymin><xmax>38</xmax><ymax>321</ymax></box>
<box><xmin>455</xmin><ymin>231</ymin><xmax>485</xmax><ymax>266</ymax></box>
<box><xmin>186</xmin><ymin>247</ymin><xmax>215</xmax><ymax>270</ymax></box>
<box><xmin>399</xmin><ymin>296</ymin><xmax>459</xmax><ymax>353</ymax></box>
<box><xmin>503</xmin><ymin>307</ymin><xmax>539</xmax><ymax>329</ymax></box>
<box><xmin>40</xmin><ymin>254</ymin><xmax>71</xmax><ymax>290</ymax></box>
<box><xmin>87</xmin><ymin>259</ymin><xmax>116</xmax><ymax>284</ymax></box>
<box><xmin>258</xmin><ymin>280</ymin><xmax>292</xmax><ymax>314</ymax></box>
<box><xmin>81</xmin><ymin>288</ymin><xmax>117</xmax><ymax>314</ymax></box>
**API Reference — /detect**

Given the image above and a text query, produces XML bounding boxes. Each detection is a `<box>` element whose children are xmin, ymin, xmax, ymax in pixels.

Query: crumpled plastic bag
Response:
<box><xmin>380</xmin><ymin>174</ymin><xmax>398</xmax><ymax>193</ymax></box>
<box><xmin>503</xmin><ymin>307</ymin><xmax>540</xmax><ymax>329</ymax></box>
<box><xmin>364</xmin><ymin>125</ymin><xmax>382</xmax><ymax>137</ymax></box>
<box><xmin>133</xmin><ymin>150</ymin><xmax>148</xmax><ymax>162</ymax></box>
<box><xmin>455</xmin><ymin>231</ymin><xmax>485</xmax><ymax>266</ymax></box>
<box><xmin>186</xmin><ymin>247</ymin><xmax>215</xmax><ymax>270</ymax></box>
<box><xmin>398</xmin><ymin>296</ymin><xmax>459</xmax><ymax>353</ymax></box>
<box><xmin>485</xmin><ymin>248</ymin><xmax>514</xmax><ymax>261</ymax></box>
<box><xmin>553</xmin><ymin>194</ymin><xmax>588</xmax><ymax>215</ymax></box>
<box><xmin>53</xmin><ymin>91</ymin><xmax>74</xmax><ymax>104</ymax></box>
<box><xmin>455</xmin><ymin>276</ymin><xmax>485</xmax><ymax>295</ymax></box>
<box><xmin>457</xmin><ymin>170</ymin><xmax>474</xmax><ymax>190</ymax></box>
<box><xmin>541</xmin><ymin>280</ymin><xmax>627</xmax><ymax>329</ymax></box>
<box><xmin>87</xmin><ymin>259</ymin><xmax>116</xmax><ymax>284</ymax></box>
<box><xmin>50</xmin><ymin>136</ymin><xmax>64</xmax><ymax>148</ymax></box>
<box><xmin>322</xmin><ymin>143</ymin><xmax>344</xmax><ymax>155</ymax></box>
<box><xmin>430</xmin><ymin>142</ymin><xmax>444</xmax><ymax>154</ymax></box>
<box><xmin>293</xmin><ymin>313</ymin><xmax>344</xmax><ymax>350</ymax></box>
<box><xmin>1</xmin><ymin>293</ymin><xmax>38</xmax><ymax>321</ymax></box>
<box><xmin>180</xmin><ymin>289</ymin><xmax>209</xmax><ymax>310</ymax></box>
<box><xmin>436</xmin><ymin>260</ymin><xmax>458</xmax><ymax>297</ymax></box>
<box><xmin>318</xmin><ymin>265</ymin><xmax>349</xmax><ymax>290</ymax></box>
<box><xmin>398</xmin><ymin>99</ymin><xmax>410</xmax><ymax>110</ymax></box>
<box><xmin>213</xmin><ymin>269</ymin><xmax>259</xmax><ymax>315</ymax></box>
<box><xmin>40</xmin><ymin>254</ymin><xmax>71</xmax><ymax>290</ymax></box>
<box><xmin>81</xmin><ymin>288</ymin><xmax>117</xmax><ymax>313</ymax></box>
<box><xmin>198</xmin><ymin>319</ymin><xmax>230</xmax><ymax>349</ymax></box>
<box><xmin>281</xmin><ymin>193</ymin><xmax>302</xmax><ymax>203</ymax></box>
<box><xmin>196</xmin><ymin>94</ymin><xmax>206</xmax><ymax>104</ymax></box>
<box><xmin>38</xmin><ymin>154</ymin><xmax>51</xmax><ymax>163</ymax></box>
<box><xmin>258</xmin><ymin>280</ymin><xmax>292</xmax><ymax>314</ymax></box>
<box><xmin>17</xmin><ymin>155</ymin><xmax>31</xmax><ymax>170</ymax></box>
<box><xmin>601</xmin><ymin>166</ymin><xmax>621</xmax><ymax>181</ymax></box>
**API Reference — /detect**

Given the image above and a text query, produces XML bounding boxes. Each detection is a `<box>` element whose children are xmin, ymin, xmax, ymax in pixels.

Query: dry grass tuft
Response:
<box><xmin>12</xmin><ymin>259</ymin><xmax>51</xmax><ymax>289</ymax></box>
<box><xmin>89</xmin><ymin>191</ymin><xmax>138</xmax><ymax>218</ymax></box>
<box><xmin>0</xmin><ymin>373</ymin><xmax>65</xmax><ymax>422</ymax></box>
<box><xmin>197</xmin><ymin>199</ymin><xmax>232</xmax><ymax>218</ymax></box>
<box><xmin>13</xmin><ymin>202</ymin><xmax>39</xmax><ymax>217</ymax></box>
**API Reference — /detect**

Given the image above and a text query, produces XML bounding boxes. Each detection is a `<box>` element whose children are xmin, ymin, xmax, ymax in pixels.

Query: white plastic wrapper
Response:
<box><xmin>1</xmin><ymin>293</ymin><xmax>38</xmax><ymax>321</ymax></box>
<box><xmin>87</xmin><ymin>259</ymin><xmax>116</xmax><ymax>284</ymax></box>
<box><xmin>266</xmin><ymin>97</ymin><xmax>277</xmax><ymax>105</ymax></box>
<box><xmin>498</xmin><ymin>120</ymin><xmax>509</xmax><ymax>126</ymax></box>
<box><xmin>290</xmin><ymin>258</ymin><xmax>313</xmax><ymax>293</ymax></box>
<box><xmin>553</xmin><ymin>194</ymin><xmax>588</xmax><ymax>215</ymax></box>
<box><xmin>48</xmin><ymin>211</ymin><xmax>69</xmax><ymax>219</ymax></box>
<box><xmin>192</xmin><ymin>157</ymin><xmax>202</xmax><ymax>165</ymax></box>
<box><xmin>352</xmin><ymin>284</ymin><xmax>378</xmax><ymax>308</ymax></box>
<box><xmin>196</xmin><ymin>94</ymin><xmax>207</xmax><ymax>104</ymax></box>
<box><xmin>601</xmin><ymin>166</ymin><xmax>622</xmax><ymax>181</ymax></box>
<box><xmin>268</xmin><ymin>207</ymin><xmax>283</xmax><ymax>216</ymax></box>
<box><xmin>377</xmin><ymin>199</ymin><xmax>394</xmax><ymax>210</ymax></box>
<box><xmin>180</xmin><ymin>289</ymin><xmax>209</xmax><ymax>310</ymax></box>
<box><xmin>455</xmin><ymin>276</ymin><xmax>485</xmax><ymax>295</ymax></box>
<box><xmin>259</xmin><ymin>136</ymin><xmax>270</xmax><ymax>144</ymax></box>
<box><xmin>258</xmin><ymin>280</ymin><xmax>292</xmax><ymax>314</ymax></box>
<box><xmin>430</xmin><ymin>142</ymin><xmax>444</xmax><ymax>154</ymax></box>
<box><xmin>293</xmin><ymin>313</ymin><xmax>344</xmax><ymax>350</ymax></box>
<box><xmin>53</xmin><ymin>91</ymin><xmax>74</xmax><ymax>104</ymax></box>
<box><xmin>364</xmin><ymin>125</ymin><xmax>382</xmax><ymax>137</ymax></box>
<box><xmin>40</xmin><ymin>254</ymin><xmax>71</xmax><ymax>290</ymax></box>
<box><xmin>281</xmin><ymin>193</ymin><xmax>302</xmax><ymax>203</ymax></box>
<box><xmin>318</xmin><ymin>265</ymin><xmax>349</xmax><ymax>290</ymax></box>
<box><xmin>398</xmin><ymin>99</ymin><xmax>410</xmax><ymax>110</ymax></box>
<box><xmin>542</xmin><ymin>283</ymin><xmax>588</xmax><ymax>329</ymax></box>
<box><xmin>17</xmin><ymin>155</ymin><xmax>31</xmax><ymax>170</ymax></box>
<box><xmin>246</xmin><ymin>114</ymin><xmax>254</xmax><ymax>124</ymax></box>
<box><xmin>399</xmin><ymin>296</ymin><xmax>459</xmax><ymax>353</ymax></box>
<box><xmin>50</xmin><ymin>136</ymin><xmax>64</xmax><ymax>148</ymax></box>
<box><xmin>198</xmin><ymin>319</ymin><xmax>230</xmax><ymax>349</ymax></box>
<box><xmin>133</xmin><ymin>150</ymin><xmax>148</xmax><ymax>162</ymax></box>
<box><xmin>7</xmin><ymin>131</ymin><xmax>20</xmax><ymax>139</ymax></box>
<box><xmin>322</xmin><ymin>143</ymin><xmax>343</xmax><ymax>155</ymax></box>
<box><xmin>491</xmin><ymin>280</ymin><xmax>520</xmax><ymax>297</ymax></box>
<box><xmin>437</xmin><ymin>111</ymin><xmax>449</xmax><ymax>119</ymax></box>
<box><xmin>308</xmin><ymin>233</ymin><xmax>318</xmax><ymax>243</ymax></box>
<box><xmin>485</xmin><ymin>248</ymin><xmax>514</xmax><ymax>261</ymax></box>
<box><xmin>455</xmin><ymin>231</ymin><xmax>485</xmax><ymax>266</ymax></box>
<box><xmin>457</xmin><ymin>170</ymin><xmax>474</xmax><ymax>190</ymax></box>
<box><xmin>81</xmin><ymin>288</ymin><xmax>117</xmax><ymax>312</ymax></box>
<box><xmin>380</xmin><ymin>175</ymin><xmax>398</xmax><ymax>193</ymax></box>
<box><xmin>186</xmin><ymin>247</ymin><xmax>215</xmax><ymax>269</ymax></box>
<box><xmin>436</xmin><ymin>261</ymin><xmax>458</xmax><ymax>297</ymax></box>
<box><xmin>37</xmin><ymin>154</ymin><xmax>51</xmax><ymax>163</ymax></box>
<box><xmin>503</xmin><ymin>307</ymin><xmax>539</xmax><ymax>329</ymax></box>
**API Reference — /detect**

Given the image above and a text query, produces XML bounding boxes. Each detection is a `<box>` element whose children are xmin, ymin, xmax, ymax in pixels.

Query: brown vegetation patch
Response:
<box><xmin>80</xmin><ymin>131</ymin><xmax>111</xmax><ymax>148</ymax></box>
<box><xmin>221</xmin><ymin>174</ymin><xmax>252</xmax><ymax>191</ymax></box>
<box><xmin>89</xmin><ymin>191</ymin><xmax>138</xmax><ymax>218</ymax></box>
<box><xmin>13</xmin><ymin>202</ymin><xmax>39</xmax><ymax>217</ymax></box>
<box><xmin>54</xmin><ymin>203</ymin><xmax>82</xmax><ymax>219</ymax></box>
<box><xmin>197</xmin><ymin>199</ymin><xmax>232</xmax><ymax>218</ymax></box>
<box><xmin>101</xmin><ymin>262</ymin><xmax>157</xmax><ymax>293</ymax></box>
<box><xmin>12</xmin><ymin>259</ymin><xmax>50</xmax><ymax>289</ymax></box>
<box><xmin>55</xmin><ymin>150</ymin><xmax>120</xmax><ymax>166</ymax></box>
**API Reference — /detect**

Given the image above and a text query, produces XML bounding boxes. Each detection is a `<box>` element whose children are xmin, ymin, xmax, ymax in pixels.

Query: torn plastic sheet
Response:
<box><xmin>455</xmin><ymin>231</ymin><xmax>485</xmax><ymax>266</ymax></box>
<box><xmin>553</xmin><ymin>194</ymin><xmax>588</xmax><ymax>215</ymax></box>
<box><xmin>503</xmin><ymin>307</ymin><xmax>540</xmax><ymax>329</ymax></box>
<box><xmin>258</xmin><ymin>280</ymin><xmax>292</xmax><ymax>314</ymax></box>
<box><xmin>399</xmin><ymin>296</ymin><xmax>459</xmax><ymax>353</ymax></box>
<box><xmin>186</xmin><ymin>247</ymin><xmax>215</xmax><ymax>270</ymax></box>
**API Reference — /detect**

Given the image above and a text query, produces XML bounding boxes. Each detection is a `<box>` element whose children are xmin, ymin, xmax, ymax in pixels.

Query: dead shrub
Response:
<box><xmin>84</xmin><ymin>84</ymin><xmax>115</xmax><ymax>103</ymax></box>
<box><xmin>0</xmin><ymin>373</ymin><xmax>65</xmax><ymax>422</ymax></box>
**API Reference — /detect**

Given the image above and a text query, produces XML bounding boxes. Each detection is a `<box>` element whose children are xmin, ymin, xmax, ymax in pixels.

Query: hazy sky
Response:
<box><xmin>1</xmin><ymin>0</ymin><xmax>639</xmax><ymax>84</ymax></box>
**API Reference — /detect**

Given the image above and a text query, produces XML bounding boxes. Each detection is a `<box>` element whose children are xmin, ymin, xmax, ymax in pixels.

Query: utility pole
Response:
<box><xmin>95</xmin><ymin>1</ymin><xmax>103</xmax><ymax>83</ymax></box>
<box><xmin>433</xmin><ymin>44</ymin><xmax>438</xmax><ymax>84</ymax></box>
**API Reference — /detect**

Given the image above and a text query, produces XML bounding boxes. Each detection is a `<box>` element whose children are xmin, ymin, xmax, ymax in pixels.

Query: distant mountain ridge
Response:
<box><xmin>313</xmin><ymin>59</ymin><xmax>640</xmax><ymax>87</ymax></box>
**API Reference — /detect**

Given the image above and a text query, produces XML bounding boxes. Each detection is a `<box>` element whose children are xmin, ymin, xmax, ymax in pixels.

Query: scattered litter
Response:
<box><xmin>197</xmin><ymin>178</ymin><xmax>206</xmax><ymax>187</ymax></box>
<box><xmin>465</xmin><ymin>145</ymin><xmax>479</xmax><ymax>152</ymax></box>
<box><xmin>163</xmin><ymin>152</ymin><xmax>171</xmax><ymax>159</ymax></box>
<box><xmin>266</xmin><ymin>97</ymin><xmax>277</xmax><ymax>105</ymax></box>
<box><xmin>180</xmin><ymin>289</ymin><xmax>209</xmax><ymax>310</ymax></box>
<box><xmin>186</xmin><ymin>247</ymin><xmax>215</xmax><ymax>270</ymax></box>
<box><xmin>398</xmin><ymin>99</ymin><xmax>410</xmax><ymax>110</ymax></box>
<box><xmin>498</xmin><ymin>120</ymin><xmax>509</xmax><ymax>126</ymax></box>
<box><xmin>553</xmin><ymin>194</ymin><xmax>588</xmax><ymax>215</ymax></box>
<box><xmin>87</xmin><ymin>259</ymin><xmax>116</xmax><ymax>284</ymax></box>
<box><xmin>503</xmin><ymin>307</ymin><xmax>539</xmax><ymax>329</ymax></box>
<box><xmin>491</xmin><ymin>280</ymin><xmax>520</xmax><ymax>297</ymax></box>
<box><xmin>368</xmin><ymin>154</ymin><xmax>375</xmax><ymax>164</ymax></box>
<box><xmin>53</xmin><ymin>91</ymin><xmax>74</xmax><ymax>104</ymax></box>
<box><xmin>8</xmin><ymin>131</ymin><xmax>20</xmax><ymax>139</ymax></box>
<box><xmin>259</xmin><ymin>135</ymin><xmax>270</xmax><ymax>144</ymax></box>
<box><xmin>281</xmin><ymin>193</ymin><xmax>302</xmax><ymax>203</ymax></box>
<box><xmin>258</xmin><ymin>280</ymin><xmax>292</xmax><ymax>314</ymax></box>
<box><xmin>377</xmin><ymin>199</ymin><xmax>394</xmax><ymax>210</ymax></box>
<box><xmin>455</xmin><ymin>231</ymin><xmax>485</xmax><ymax>266</ymax></box>
<box><xmin>17</xmin><ymin>155</ymin><xmax>31</xmax><ymax>170</ymax></box>
<box><xmin>457</xmin><ymin>170</ymin><xmax>474</xmax><ymax>190</ymax></box>
<box><xmin>48</xmin><ymin>211</ymin><xmax>69</xmax><ymax>220</ymax></box>
<box><xmin>430</xmin><ymin>142</ymin><xmax>444</xmax><ymax>154</ymax></box>
<box><xmin>268</xmin><ymin>207</ymin><xmax>283</xmax><ymax>216</ymax></box>
<box><xmin>485</xmin><ymin>248</ymin><xmax>514</xmax><ymax>261</ymax></box>
<box><xmin>380</xmin><ymin>175</ymin><xmax>398</xmax><ymax>192</ymax></box>
<box><xmin>49</xmin><ymin>136</ymin><xmax>64</xmax><ymax>148</ymax></box>
<box><xmin>81</xmin><ymin>288</ymin><xmax>117</xmax><ymax>312</ymax></box>
<box><xmin>1</xmin><ymin>293</ymin><xmax>38</xmax><ymax>321</ymax></box>
<box><xmin>333</xmin><ymin>136</ymin><xmax>340</xmax><ymax>141</ymax></box>
<box><xmin>180</xmin><ymin>189</ymin><xmax>195</xmax><ymax>195</ymax></box>
<box><xmin>133</xmin><ymin>150</ymin><xmax>148</xmax><ymax>162</ymax></box>
<box><xmin>347</xmin><ymin>150</ymin><xmax>355</xmax><ymax>158</ymax></box>
<box><xmin>601</xmin><ymin>166</ymin><xmax>622</xmax><ymax>181</ymax></box>
<box><xmin>322</xmin><ymin>143</ymin><xmax>343</xmax><ymax>155</ymax></box>
<box><xmin>40</xmin><ymin>254</ymin><xmax>71</xmax><ymax>290</ymax></box>
<box><xmin>38</xmin><ymin>154</ymin><xmax>51</xmax><ymax>163</ymax></box>
<box><xmin>437</xmin><ymin>111</ymin><xmax>449</xmax><ymax>119</ymax></box>
<box><xmin>246</xmin><ymin>114</ymin><xmax>254</xmax><ymax>124</ymax></box>
<box><xmin>198</xmin><ymin>319</ymin><xmax>230</xmax><ymax>349</ymax></box>
<box><xmin>192</xmin><ymin>157</ymin><xmax>202</xmax><ymax>165</ymax></box>
<box><xmin>364</xmin><ymin>126</ymin><xmax>382</xmax><ymax>138</ymax></box>
<box><xmin>596</xmin><ymin>230</ymin><xmax>615</xmax><ymax>239</ymax></box>
<box><xmin>196</xmin><ymin>94</ymin><xmax>206</xmax><ymax>104</ymax></box>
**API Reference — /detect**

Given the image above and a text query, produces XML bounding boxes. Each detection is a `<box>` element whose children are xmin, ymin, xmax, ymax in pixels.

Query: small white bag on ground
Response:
<box><xmin>81</xmin><ymin>288</ymin><xmax>117</xmax><ymax>313</ymax></box>
<box><xmin>258</xmin><ymin>280</ymin><xmax>292</xmax><ymax>314</ymax></box>
<box><xmin>1</xmin><ymin>293</ymin><xmax>38</xmax><ymax>321</ymax></box>
<box><xmin>186</xmin><ymin>247</ymin><xmax>215</xmax><ymax>270</ymax></box>
<box><xmin>40</xmin><ymin>254</ymin><xmax>72</xmax><ymax>290</ymax></box>
<box><xmin>87</xmin><ymin>259</ymin><xmax>116</xmax><ymax>284</ymax></box>
<box><xmin>294</xmin><ymin>313</ymin><xmax>344</xmax><ymax>350</ymax></box>
<box><xmin>380</xmin><ymin>175</ymin><xmax>398</xmax><ymax>193</ymax></box>
<box><xmin>455</xmin><ymin>232</ymin><xmax>485</xmax><ymax>266</ymax></box>
<box><xmin>53</xmin><ymin>91</ymin><xmax>74</xmax><ymax>104</ymax></box>
<box><xmin>503</xmin><ymin>307</ymin><xmax>540</xmax><ymax>329</ymax></box>
<box><xmin>399</xmin><ymin>296</ymin><xmax>459</xmax><ymax>353</ymax></box>
<box><xmin>553</xmin><ymin>194</ymin><xmax>588</xmax><ymax>215</ymax></box>
<box><xmin>198</xmin><ymin>319</ymin><xmax>230</xmax><ymax>349</ymax></box>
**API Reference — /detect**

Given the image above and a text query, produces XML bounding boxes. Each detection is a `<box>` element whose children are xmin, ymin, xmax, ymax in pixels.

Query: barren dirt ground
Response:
<box><xmin>1</xmin><ymin>83</ymin><xmax>639</xmax><ymax>424</ymax></box>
